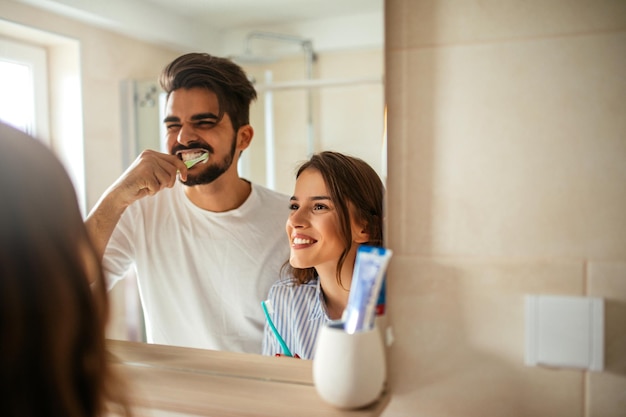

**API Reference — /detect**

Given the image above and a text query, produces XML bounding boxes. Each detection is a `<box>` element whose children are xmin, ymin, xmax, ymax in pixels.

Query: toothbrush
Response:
<box><xmin>184</xmin><ymin>152</ymin><xmax>209</xmax><ymax>168</ymax></box>
<box><xmin>261</xmin><ymin>300</ymin><xmax>293</xmax><ymax>357</ymax></box>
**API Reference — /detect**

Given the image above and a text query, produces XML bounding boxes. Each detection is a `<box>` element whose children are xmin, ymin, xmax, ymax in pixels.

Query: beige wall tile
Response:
<box><xmin>387</xmin><ymin>32</ymin><xmax>626</xmax><ymax>259</ymax></box>
<box><xmin>385</xmin><ymin>0</ymin><xmax>626</xmax><ymax>411</ymax></box>
<box><xmin>587</xmin><ymin>372</ymin><xmax>626</xmax><ymax>417</ymax></box>
<box><xmin>587</xmin><ymin>262</ymin><xmax>626</xmax><ymax>416</ymax></box>
<box><xmin>386</xmin><ymin>0</ymin><xmax>626</xmax><ymax>50</ymax></box>
<box><xmin>384</xmin><ymin>255</ymin><xmax>586</xmax><ymax>416</ymax></box>
<box><xmin>385</xmin><ymin>48</ymin><xmax>438</xmax><ymax>253</ymax></box>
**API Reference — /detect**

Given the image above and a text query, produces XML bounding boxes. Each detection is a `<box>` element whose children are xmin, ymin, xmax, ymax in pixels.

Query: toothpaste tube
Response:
<box><xmin>343</xmin><ymin>245</ymin><xmax>393</xmax><ymax>334</ymax></box>
<box><xmin>376</xmin><ymin>277</ymin><xmax>386</xmax><ymax>316</ymax></box>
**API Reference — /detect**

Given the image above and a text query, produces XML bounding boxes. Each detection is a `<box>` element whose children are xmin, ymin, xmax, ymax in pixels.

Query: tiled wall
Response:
<box><xmin>384</xmin><ymin>1</ymin><xmax>626</xmax><ymax>416</ymax></box>
<box><xmin>241</xmin><ymin>49</ymin><xmax>385</xmax><ymax>196</ymax></box>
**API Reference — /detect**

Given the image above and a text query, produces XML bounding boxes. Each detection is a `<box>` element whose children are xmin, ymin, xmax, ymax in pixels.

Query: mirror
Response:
<box><xmin>0</xmin><ymin>0</ymin><xmax>385</xmax><ymax>355</ymax></box>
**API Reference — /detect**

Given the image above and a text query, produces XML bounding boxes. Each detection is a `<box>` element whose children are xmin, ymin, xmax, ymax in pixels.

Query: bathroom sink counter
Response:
<box><xmin>107</xmin><ymin>339</ymin><xmax>389</xmax><ymax>417</ymax></box>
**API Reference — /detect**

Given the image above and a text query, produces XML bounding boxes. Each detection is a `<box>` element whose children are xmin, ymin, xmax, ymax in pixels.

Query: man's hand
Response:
<box><xmin>85</xmin><ymin>150</ymin><xmax>187</xmax><ymax>261</ymax></box>
<box><xmin>112</xmin><ymin>150</ymin><xmax>188</xmax><ymax>207</ymax></box>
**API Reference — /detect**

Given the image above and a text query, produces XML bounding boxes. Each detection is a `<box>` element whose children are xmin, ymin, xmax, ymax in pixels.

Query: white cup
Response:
<box><xmin>312</xmin><ymin>321</ymin><xmax>386</xmax><ymax>409</ymax></box>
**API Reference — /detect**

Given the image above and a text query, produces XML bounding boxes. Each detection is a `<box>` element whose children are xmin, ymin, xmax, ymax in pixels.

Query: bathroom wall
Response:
<box><xmin>240</xmin><ymin>48</ymin><xmax>385</xmax><ymax>195</ymax></box>
<box><xmin>384</xmin><ymin>0</ymin><xmax>626</xmax><ymax>416</ymax></box>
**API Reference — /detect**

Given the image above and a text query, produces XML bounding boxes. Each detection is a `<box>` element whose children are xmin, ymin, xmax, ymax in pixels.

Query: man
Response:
<box><xmin>86</xmin><ymin>53</ymin><xmax>290</xmax><ymax>353</ymax></box>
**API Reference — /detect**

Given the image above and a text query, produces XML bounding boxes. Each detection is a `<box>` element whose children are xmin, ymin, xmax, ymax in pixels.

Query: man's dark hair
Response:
<box><xmin>159</xmin><ymin>52</ymin><xmax>257</xmax><ymax>131</ymax></box>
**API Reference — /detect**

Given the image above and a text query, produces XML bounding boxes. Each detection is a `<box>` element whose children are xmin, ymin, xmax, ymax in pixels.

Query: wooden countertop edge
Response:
<box><xmin>107</xmin><ymin>339</ymin><xmax>313</xmax><ymax>384</ymax></box>
<box><xmin>107</xmin><ymin>339</ymin><xmax>390</xmax><ymax>417</ymax></box>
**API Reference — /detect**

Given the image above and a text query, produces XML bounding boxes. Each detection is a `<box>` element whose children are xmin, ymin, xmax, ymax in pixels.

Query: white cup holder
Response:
<box><xmin>312</xmin><ymin>321</ymin><xmax>386</xmax><ymax>409</ymax></box>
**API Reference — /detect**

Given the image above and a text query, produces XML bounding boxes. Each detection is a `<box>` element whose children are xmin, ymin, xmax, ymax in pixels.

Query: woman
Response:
<box><xmin>0</xmin><ymin>122</ymin><xmax>132</xmax><ymax>417</ymax></box>
<box><xmin>262</xmin><ymin>151</ymin><xmax>384</xmax><ymax>359</ymax></box>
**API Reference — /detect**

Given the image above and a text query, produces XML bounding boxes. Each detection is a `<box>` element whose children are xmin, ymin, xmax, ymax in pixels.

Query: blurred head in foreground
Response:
<box><xmin>0</xmin><ymin>122</ymin><xmax>132</xmax><ymax>417</ymax></box>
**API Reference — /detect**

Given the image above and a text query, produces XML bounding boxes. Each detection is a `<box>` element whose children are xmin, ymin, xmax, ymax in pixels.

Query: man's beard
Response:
<box><xmin>178</xmin><ymin>134</ymin><xmax>237</xmax><ymax>186</ymax></box>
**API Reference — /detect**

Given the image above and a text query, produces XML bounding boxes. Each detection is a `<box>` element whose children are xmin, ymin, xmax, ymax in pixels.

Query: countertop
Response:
<box><xmin>107</xmin><ymin>339</ymin><xmax>389</xmax><ymax>417</ymax></box>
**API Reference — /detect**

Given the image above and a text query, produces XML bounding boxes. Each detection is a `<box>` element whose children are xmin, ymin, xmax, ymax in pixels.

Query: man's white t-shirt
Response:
<box><xmin>102</xmin><ymin>181</ymin><xmax>290</xmax><ymax>353</ymax></box>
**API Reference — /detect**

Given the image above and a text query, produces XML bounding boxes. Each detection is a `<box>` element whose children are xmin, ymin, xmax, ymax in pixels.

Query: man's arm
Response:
<box><xmin>85</xmin><ymin>149</ymin><xmax>187</xmax><ymax>260</ymax></box>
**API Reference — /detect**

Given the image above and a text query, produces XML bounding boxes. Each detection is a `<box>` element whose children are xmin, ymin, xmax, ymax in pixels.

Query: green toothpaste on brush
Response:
<box><xmin>184</xmin><ymin>152</ymin><xmax>209</xmax><ymax>168</ymax></box>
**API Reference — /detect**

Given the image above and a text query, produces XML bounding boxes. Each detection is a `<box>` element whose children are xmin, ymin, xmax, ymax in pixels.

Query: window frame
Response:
<box><xmin>0</xmin><ymin>36</ymin><xmax>50</xmax><ymax>145</ymax></box>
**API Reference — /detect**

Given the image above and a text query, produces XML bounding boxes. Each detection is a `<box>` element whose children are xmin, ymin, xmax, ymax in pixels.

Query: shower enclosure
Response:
<box><xmin>233</xmin><ymin>31</ymin><xmax>385</xmax><ymax>194</ymax></box>
<box><xmin>231</xmin><ymin>31</ymin><xmax>316</xmax><ymax>190</ymax></box>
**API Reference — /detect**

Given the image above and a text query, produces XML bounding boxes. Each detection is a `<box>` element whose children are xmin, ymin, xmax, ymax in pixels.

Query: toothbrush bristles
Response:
<box><xmin>184</xmin><ymin>153</ymin><xmax>208</xmax><ymax>168</ymax></box>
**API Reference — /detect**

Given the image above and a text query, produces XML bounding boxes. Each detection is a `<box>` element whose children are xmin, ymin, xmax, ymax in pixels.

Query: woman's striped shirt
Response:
<box><xmin>262</xmin><ymin>276</ymin><xmax>329</xmax><ymax>360</ymax></box>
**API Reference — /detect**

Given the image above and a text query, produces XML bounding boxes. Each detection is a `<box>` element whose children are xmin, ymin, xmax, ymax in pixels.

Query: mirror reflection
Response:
<box><xmin>0</xmin><ymin>1</ymin><xmax>384</xmax><ymax>357</ymax></box>
<box><xmin>127</xmin><ymin>33</ymin><xmax>385</xmax><ymax>196</ymax></box>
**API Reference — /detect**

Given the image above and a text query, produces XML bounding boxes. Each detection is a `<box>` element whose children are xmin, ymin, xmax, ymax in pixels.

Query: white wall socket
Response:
<box><xmin>525</xmin><ymin>294</ymin><xmax>604</xmax><ymax>371</ymax></box>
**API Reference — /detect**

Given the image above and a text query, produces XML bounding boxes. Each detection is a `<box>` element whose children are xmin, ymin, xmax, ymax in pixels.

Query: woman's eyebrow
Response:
<box><xmin>289</xmin><ymin>195</ymin><xmax>332</xmax><ymax>201</ymax></box>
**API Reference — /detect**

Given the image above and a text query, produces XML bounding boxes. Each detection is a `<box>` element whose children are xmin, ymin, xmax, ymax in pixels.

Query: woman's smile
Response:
<box><xmin>291</xmin><ymin>234</ymin><xmax>318</xmax><ymax>248</ymax></box>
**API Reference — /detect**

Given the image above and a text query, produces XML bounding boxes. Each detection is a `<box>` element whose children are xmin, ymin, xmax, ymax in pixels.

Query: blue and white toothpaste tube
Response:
<box><xmin>343</xmin><ymin>245</ymin><xmax>393</xmax><ymax>334</ymax></box>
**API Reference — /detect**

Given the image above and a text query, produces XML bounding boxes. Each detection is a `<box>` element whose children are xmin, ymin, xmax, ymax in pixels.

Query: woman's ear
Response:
<box><xmin>352</xmin><ymin>221</ymin><xmax>370</xmax><ymax>244</ymax></box>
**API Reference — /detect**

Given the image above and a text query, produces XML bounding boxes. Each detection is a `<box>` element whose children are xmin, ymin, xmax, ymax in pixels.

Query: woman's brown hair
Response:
<box><xmin>285</xmin><ymin>151</ymin><xmax>384</xmax><ymax>287</ymax></box>
<box><xmin>0</xmin><ymin>123</ymin><xmax>132</xmax><ymax>417</ymax></box>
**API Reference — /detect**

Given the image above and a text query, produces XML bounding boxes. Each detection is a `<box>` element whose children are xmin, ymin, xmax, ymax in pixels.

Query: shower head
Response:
<box><xmin>230</xmin><ymin>31</ymin><xmax>316</xmax><ymax>67</ymax></box>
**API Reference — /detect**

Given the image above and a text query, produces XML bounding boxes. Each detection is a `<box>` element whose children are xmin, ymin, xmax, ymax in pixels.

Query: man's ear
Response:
<box><xmin>237</xmin><ymin>124</ymin><xmax>253</xmax><ymax>151</ymax></box>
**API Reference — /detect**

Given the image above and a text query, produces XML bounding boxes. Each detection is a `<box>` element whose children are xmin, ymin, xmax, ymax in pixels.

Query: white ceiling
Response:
<box><xmin>140</xmin><ymin>0</ymin><xmax>382</xmax><ymax>30</ymax></box>
<box><xmin>16</xmin><ymin>0</ymin><xmax>383</xmax><ymax>53</ymax></box>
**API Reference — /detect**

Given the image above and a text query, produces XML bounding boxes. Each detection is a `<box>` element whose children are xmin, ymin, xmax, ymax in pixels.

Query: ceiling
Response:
<box><xmin>17</xmin><ymin>0</ymin><xmax>383</xmax><ymax>52</ymax></box>
<box><xmin>139</xmin><ymin>0</ymin><xmax>382</xmax><ymax>30</ymax></box>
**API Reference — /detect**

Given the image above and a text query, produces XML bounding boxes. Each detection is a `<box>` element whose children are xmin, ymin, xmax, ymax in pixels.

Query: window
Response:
<box><xmin>0</xmin><ymin>32</ymin><xmax>85</xmax><ymax>214</ymax></box>
<box><xmin>0</xmin><ymin>37</ymin><xmax>50</xmax><ymax>144</ymax></box>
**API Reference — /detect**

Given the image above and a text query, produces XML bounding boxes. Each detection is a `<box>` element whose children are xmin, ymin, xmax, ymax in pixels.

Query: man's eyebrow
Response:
<box><xmin>163</xmin><ymin>115</ymin><xmax>179</xmax><ymax>124</ymax></box>
<box><xmin>163</xmin><ymin>113</ymin><xmax>219</xmax><ymax>124</ymax></box>
<box><xmin>190</xmin><ymin>113</ymin><xmax>219</xmax><ymax>121</ymax></box>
